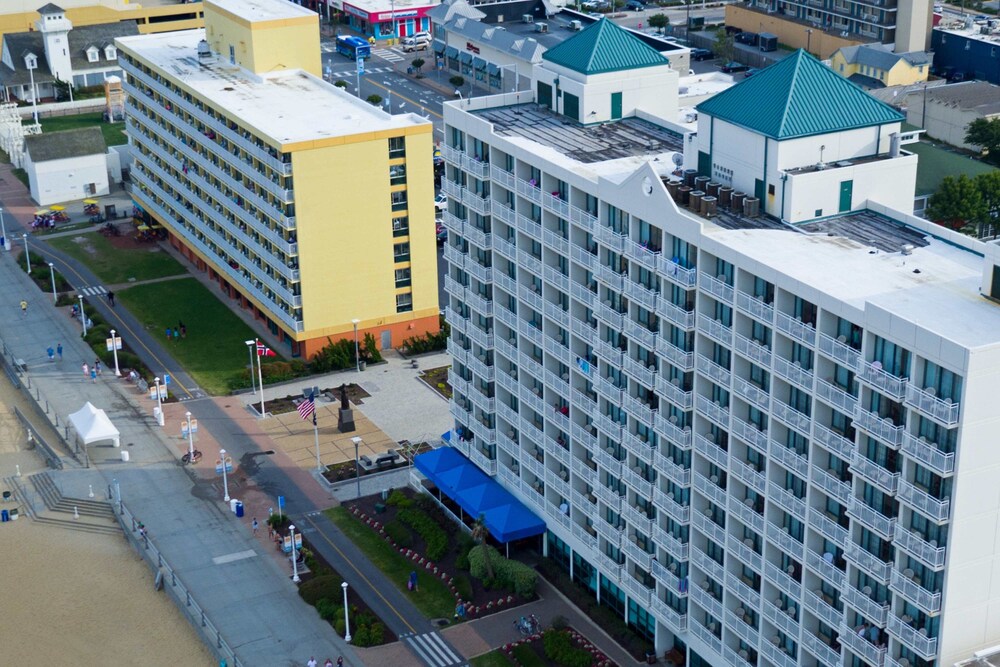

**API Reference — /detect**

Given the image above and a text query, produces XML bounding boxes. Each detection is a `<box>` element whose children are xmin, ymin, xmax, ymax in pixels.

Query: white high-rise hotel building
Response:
<box><xmin>442</xmin><ymin>18</ymin><xmax>1000</xmax><ymax>667</ymax></box>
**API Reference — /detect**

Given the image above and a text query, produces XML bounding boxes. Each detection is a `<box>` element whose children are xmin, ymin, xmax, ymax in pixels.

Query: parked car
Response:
<box><xmin>434</xmin><ymin>193</ymin><xmax>447</xmax><ymax>211</ymax></box>
<box><xmin>626</xmin><ymin>0</ymin><xmax>645</xmax><ymax>10</ymax></box>
<box><xmin>720</xmin><ymin>62</ymin><xmax>749</xmax><ymax>73</ymax></box>
<box><xmin>691</xmin><ymin>48</ymin><xmax>714</xmax><ymax>61</ymax></box>
<box><xmin>744</xmin><ymin>68</ymin><xmax>759</xmax><ymax>78</ymax></box>
<box><xmin>436</xmin><ymin>223</ymin><xmax>447</xmax><ymax>244</ymax></box>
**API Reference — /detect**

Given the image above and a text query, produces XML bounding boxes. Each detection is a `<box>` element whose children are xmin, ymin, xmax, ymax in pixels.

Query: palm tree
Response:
<box><xmin>471</xmin><ymin>514</ymin><xmax>494</xmax><ymax>580</ymax></box>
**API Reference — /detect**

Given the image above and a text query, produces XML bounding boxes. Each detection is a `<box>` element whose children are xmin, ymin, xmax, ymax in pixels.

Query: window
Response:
<box><xmin>395</xmin><ymin>292</ymin><xmax>413</xmax><ymax>312</ymax></box>
<box><xmin>389</xmin><ymin>136</ymin><xmax>406</xmax><ymax>158</ymax></box>
<box><xmin>390</xmin><ymin>191</ymin><xmax>407</xmax><ymax>212</ymax></box>
<box><xmin>86</xmin><ymin>47</ymin><xmax>99</xmax><ymax>63</ymax></box>
<box><xmin>229</xmin><ymin>44</ymin><xmax>235</xmax><ymax>64</ymax></box>
<box><xmin>104</xmin><ymin>45</ymin><xmax>117</xmax><ymax>60</ymax></box>
<box><xmin>395</xmin><ymin>268</ymin><xmax>411</xmax><ymax>287</ymax></box>
<box><xmin>393</xmin><ymin>242</ymin><xmax>410</xmax><ymax>262</ymax></box>
<box><xmin>768</xmin><ymin>184</ymin><xmax>775</xmax><ymax>196</ymax></box>
<box><xmin>392</xmin><ymin>216</ymin><xmax>409</xmax><ymax>237</ymax></box>
<box><xmin>389</xmin><ymin>164</ymin><xmax>407</xmax><ymax>185</ymax></box>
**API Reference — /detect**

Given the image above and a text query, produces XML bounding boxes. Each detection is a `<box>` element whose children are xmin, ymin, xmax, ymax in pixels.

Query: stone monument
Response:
<box><xmin>338</xmin><ymin>383</ymin><xmax>356</xmax><ymax>433</ymax></box>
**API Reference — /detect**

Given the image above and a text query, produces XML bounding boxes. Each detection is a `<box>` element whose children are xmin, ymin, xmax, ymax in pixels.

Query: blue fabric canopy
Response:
<box><xmin>413</xmin><ymin>446</ymin><xmax>546</xmax><ymax>543</ymax></box>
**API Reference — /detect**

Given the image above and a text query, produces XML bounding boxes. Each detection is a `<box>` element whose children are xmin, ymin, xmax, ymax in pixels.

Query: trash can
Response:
<box><xmin>235</xmin><ymin>501</ymin><xmax>244</xmax><ymax>518</ymax></box>
<box><xmin>9</xmin><ymin>508</ymin><xmax>17</xmax><ymax>520</ymax></box>
<box><xmin>229</xmin><ymin>498</ymin><xmax>239</xmax><ymax>514</ymax></box>
<box><xmin>1</xmin><ymin>509</ymin><xmax>8</xmax><ymax>522</ymax></box>
<box><xmin>121</xmin><ymin>450</ymin><xmax>130</xmax><ymax>462</ymax></box>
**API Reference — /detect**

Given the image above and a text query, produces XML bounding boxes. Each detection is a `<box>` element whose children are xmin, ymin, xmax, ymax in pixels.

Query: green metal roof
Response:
<box><xmin>541</xmin><ymin>18</ymin><xmax>668</xmax><ymax>76</ymax></box>
<box><xmin>696</xmin><ymin>50</ymin><xmax>904</xmax><ymax>140</ymax></box>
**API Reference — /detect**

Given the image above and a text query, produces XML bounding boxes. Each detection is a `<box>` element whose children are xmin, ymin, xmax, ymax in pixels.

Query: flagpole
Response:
<box><xmin>314</xmin><ymin>412</ymin><xmax>321</xmax><ymax>472</ymax></box>
<box><xmin>256</xmin><ymin>339</ymin><xmax>266</xmax><ymax>418</ymax></box>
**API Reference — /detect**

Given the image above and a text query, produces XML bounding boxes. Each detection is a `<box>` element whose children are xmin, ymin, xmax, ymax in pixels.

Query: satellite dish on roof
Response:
<box><xmin>671</xmin><ymin>153</ymin><xmax>684</xmax><ymax>167</ymax></box>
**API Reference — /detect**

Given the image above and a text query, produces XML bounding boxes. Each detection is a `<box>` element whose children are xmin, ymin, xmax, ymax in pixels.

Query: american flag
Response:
<box><xmin>256</xmin><ymin>340</ymin><xmax>276</xmax><ymax>357</ymax></box>
<box><xmin>298</xmin><ymin>391</ymin><xmax>316</xmax><ymax>425</ymax></box>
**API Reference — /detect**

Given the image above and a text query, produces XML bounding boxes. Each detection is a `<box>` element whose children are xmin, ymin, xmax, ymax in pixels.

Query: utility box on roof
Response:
<box><xmin>759</xmin><ymin>32</ymin><xmax>778</xmax><ymax>52</ymax></box>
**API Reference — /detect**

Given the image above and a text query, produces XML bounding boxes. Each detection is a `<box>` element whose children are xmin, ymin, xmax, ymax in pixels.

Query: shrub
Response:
<box><xmin>315</xmin><ymin>598</ymin><xmax>338</xmax><ymax>622</ymax></box>
<box><xmin>353</xmin><ymin>624</ymin><xmax>371</xmax><ymax>647</ymax></box>
<box><xmin>543</xmin><ymin>629</ymin><xmax>593</xmax><ymax>667</ymax></box>
<box><xmin>450</xmin><ymin>75</ymin><xmax>465</xmax><ymax>88</ymax></box>
<box><xmin>334</xmin><ymin>617</ymin><xmax>346</xmax><ymax>636</ymax></box>
<box><xmin>455</xmin><ymin>550</ymin><xmax>470</xmax><ymax>571</ymax></box>
<box><xmin>401</xmin><ymin>322</ymin><xmax>450</xmax><ymax>355</ymax></box>
<box><xmin>334</xmin><ymin>80</ymin><xmax>348</xmax><ymax>88</ymax></box>
<box><xmin>298</xmin><ymin>575</ymin><xmax>343</xmax><ymax>606</ymax></box>
<box><xmin>309</xmin><ymin>337</ymin><xmax>356</xmax><ymax>374</ymax></box>
<box><xmin>366</xmin><ymin>94</ymin><xmax>383</xmax><ymax>106</ymax></box>
<box><xmin>386</xmin><ymin>489</ymin><xmax>412</xmax><ymax>507</ymax></box>
<box><xmin>512</xmin><ymin>644</ymin><xmax>546</xmax><ymax>667</ymax></box>
<box><xmin>362</xmin><ymin>332</ymin><xmax>382</xmax><ymax>363</ymax></box>
<box><xmin>368</xmin><ymin>622</ymin><xmax>385</xmax><ymax>645</ymax></box>
<box><xmin>454</xmin><ymin>573</ymin><xmax>473</xmax><ymax>601</ymax></box>
<box><xmin>398</xmin><ymin>508</ymin><xmax>448</xmax><ymax>561</ymax></box>
<box><xmin>384</xmin><ymin>520</ymin><xmax>413</xmax><ymax>548</ymax></box>
<box><xmin>468</xmin><ymin>545</ymin><xmax>538</xmax><ymax>598</ymax></box>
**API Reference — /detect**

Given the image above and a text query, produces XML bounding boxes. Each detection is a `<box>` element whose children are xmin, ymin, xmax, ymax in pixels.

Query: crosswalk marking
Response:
<box><xmin>372</xmin><ymin>47</ymin><xmax>405</xmax><ymax>63</ymax></box>
<box><xmin>404</xmin><ymin>632</ymin><xmax>466</xmax><ymax>667</ymax></box>
<box><xmin>78</xmin><ymin>285</ymin><xmax>107</xmax><ymax>297</ymax></box>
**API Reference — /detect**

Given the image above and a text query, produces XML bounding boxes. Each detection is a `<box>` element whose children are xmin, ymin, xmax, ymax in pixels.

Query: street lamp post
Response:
<box><xmin>48</xmin><ymin>262</ymin><xmax>56</xmax><ymax>303</ymax></box>
<box><xmin>79</xmin><ymin>294</ymin><xmax>87</xmax><ymax>336</ymax></box>
<box><xmin>220</xmin><ymin>447</ymin><xmax>231</xmax><ymax>502</ymax></box>
<box><xmin>352</xmin><ymin>319</ymin><xmax>361</xmax><ymax>372</ymax></box>
<box><xmin>0</xmin><ymin>206</ymin><xmax>7</xmax><ymax>251</ymax></box>
<box><xmin>185</xmin><ymin>411</ymin><xmax>196</xmax><ymax>463</ymax></box>
<box><xmin>351</xmin><ymin>436</ymin><xmax>362</xmax><ymax>499</ymax></box>
<box><xmin>342</xmin><ymin>582</ymin><xmax>352</xmax><ymax>642</ymax></box>
<box><xmin>244</xmin><ymin>339</ymin><xmax>257</xmax><ymax>404</ymax></box>
<box><xmin>22</xmin><ymin>234</ymin><xmax>30</xmax><ymax>274</ymax></box>
<box><xmin>110</xmin><ymin>328</ymin><xmax>121</xmax><ymax>376</ymax></box>
<box><xmin>154</xmin><ymin>376</ymin><xmax>164</xmax><ymax>426</ymax></box>
<box><xmin>806</xmin><ymin>28</ymin><xmax>813</xmax><ymax>54</ymax></box>
<box><xmin>290</xmin><ymin>524</ymin><xmax>301</xmax><ymax>583</ymax></box>
<box><xmin>383</xmin><ymin>81</ymin><xmax>393</xmax><ymax>112</ymax></box>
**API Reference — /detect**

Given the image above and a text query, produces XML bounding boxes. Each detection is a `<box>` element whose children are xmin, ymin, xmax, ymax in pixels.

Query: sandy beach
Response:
<box><xmin>0</xmin><ymin>375</ymin><xmax>214</xmax><ymax>666</ymax></box>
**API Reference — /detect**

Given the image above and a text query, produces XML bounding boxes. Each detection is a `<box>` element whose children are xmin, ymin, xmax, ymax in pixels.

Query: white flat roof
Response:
<box><xmin>207</xmin><ymin>0</ymin><xmax>316</xmax><ymax>21</ymax></box>
<box><xmin>342</xmin><ymin>0</ymin><xmax>435</xmax><ymax>14</ymax></box>
<box><xmin>707</xmin><ymin>223</ymin><xmax>1000</xmax><ymax>349</ymax></box>
<box><xmin>117</xmin><ymin>30</ymin><xmax>429</xmax><ymax>145</ymax></box>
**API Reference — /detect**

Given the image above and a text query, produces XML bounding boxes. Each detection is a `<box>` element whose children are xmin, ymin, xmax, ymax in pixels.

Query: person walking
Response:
<box><xmin>165</xmin><ymin>327</ymin><xmax>172</xmax><ymax>342</ymax></box>
<box><xmin>56</xmin><ymin>343</ymin><xmax>63</xmax><ymax>360</ymax></box>
<box><xmin>252</xmin><ymin>517</ymin><xmax>259</xmax><ymax>535</ymax></box>
<box><xmin>172</xmin><ymin>327</ymin><xmax>179</xmax><ymax>341</ymax></box>
<box><xmin>307</xmin><ymin>657</ymin><xmax>318</xmax><ymax>667</ymax></box>
<box><xmin>20</xmin><ymin>300</ymin><xmax>27</xmax><ymax>316</ymax></box>
<box><xmin>180</xmin><ymin>323</ymin><xmax>187</xmax><ymax>338</ymax></box>
<box><xmin>47</xmin><ymin>346</ymin><xmax>55</xmax><ymax>361</ymax></box>
<box><xmin>94</xmin><ymin>359</ymin><xmax>102</xmax><ymax>376</ymax></box>
<box><xmin>82</xmin><ymin>362</ymin><xmax>89</xmax><ymax>381</ymax></box>
<box><xmin>90</xmin><ymin>367</ymin><xmax>98</xmax><ymax>383</ymax></box>
<box><xmin>106</xmin><ymin>290</ymin><xmax>115</xmax><ymax>307</ymax></box>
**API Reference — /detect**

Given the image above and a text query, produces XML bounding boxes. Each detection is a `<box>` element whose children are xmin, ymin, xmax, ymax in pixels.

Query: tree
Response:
<box><xmin>411</xmin><ymin>57</ymin><xmax>425</xmax><ymax>72</ymax></box>
<box><xmin>449</xmin><ymin>75</ymin><xmax>465</xmax><ymax>89</ymax></box>
<box><xmin>647</xmin><ymin>13</ymin><xmax>669</xmax><ymax>33</ymax></box>
<box><xmin>366</xmin><ymin>94</ymin><xmax>383</xmax><ymax>106</ymax></box>
<box><xmin>975</xmin><ymin>171</ymin><xmax>1000</xmax><ymax>235</ymax></box>
<box><xmin>926</xmin><ymin>174</ymin><xmax>987</xmax><ymax>231</ymax></box>
<box><xmin>966</xmin><ymin>117</ymin><xmax>1000</xmax><ymax>163</ymax></box>
<box><xmin>471</xmin><ymin>514</ymin><xmax>494</xmax><ymax>581</ymax></box>
<box><xmin>713</xmin><ymin>29</ymin><xmax>736</xmax><ymax>65</ymax></box>
<box><xmin>333</xmin><ymin>80</ymin><xmax>348</xmax><ymax>89</ymax></box>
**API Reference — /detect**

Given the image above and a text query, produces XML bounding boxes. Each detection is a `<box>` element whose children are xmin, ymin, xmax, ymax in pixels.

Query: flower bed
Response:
<box><xmin>501</xmin><ymin>628</ymin><xmax>616</xmax><ymax>667</ymax></box>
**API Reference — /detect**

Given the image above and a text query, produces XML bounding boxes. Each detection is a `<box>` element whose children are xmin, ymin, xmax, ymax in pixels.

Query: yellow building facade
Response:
<box><xmin>829</xmin><ymin>44</ymin><xmax>931</xmax><ymax>88</ymax></box>
<box><xmin>1</xmin><ymin>1</ymin><xmax>204</xmax><ymax>42</ymax></box>
<box><xmin>117</xmin><ymin>0</ymin><xmax>439</xmax><ymax>358</ymax></box>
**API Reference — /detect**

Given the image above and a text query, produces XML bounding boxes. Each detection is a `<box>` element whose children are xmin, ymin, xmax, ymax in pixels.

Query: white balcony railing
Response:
<box><xmin>904</xmin><ymin>384</ymin><xmax>960</xmax><ymax>426</ymax></box>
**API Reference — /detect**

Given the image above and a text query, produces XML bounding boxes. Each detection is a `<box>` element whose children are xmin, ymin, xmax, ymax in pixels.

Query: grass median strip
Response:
<box><xmin>470</xmin><ymin>652</ymin><xmax>514</xmax><ymax>667</ymax></box>
<box><xmin>117</xmin><ymin>277</ymin><xmax>264</xmax><ymax>395</ymax></box>
<box><xmin>325</xmin><ymin>506</ymin><xmax>456</xmax><ymax>620</ymax></box>
<box><xmin>48</xmin><ymin>232</ymin><xmax>186</xmax><ymax>283</ymax></box>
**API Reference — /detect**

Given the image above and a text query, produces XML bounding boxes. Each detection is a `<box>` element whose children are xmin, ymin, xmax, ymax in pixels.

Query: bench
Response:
<box><xmin>375</xmin><ymin>450</ymin><xmax>400</xmax><ymax>467</ymax></box>
<box><xmin>359</xmin><ymin>455</ymin><xmax>373</xmax><ymax>468</ymax></box>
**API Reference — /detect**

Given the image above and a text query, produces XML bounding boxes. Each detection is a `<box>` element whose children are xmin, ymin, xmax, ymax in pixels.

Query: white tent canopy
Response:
<box><xmin>68</xmin><ymin>402</ymin><xmax>120</xmax><ymax>448</ymax></box>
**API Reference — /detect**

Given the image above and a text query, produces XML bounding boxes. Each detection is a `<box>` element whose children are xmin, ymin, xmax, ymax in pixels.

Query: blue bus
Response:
<box><xmin>336</xmin><ymin>36</ymin><xmax>371</xmax><ymax>60</ymax></box>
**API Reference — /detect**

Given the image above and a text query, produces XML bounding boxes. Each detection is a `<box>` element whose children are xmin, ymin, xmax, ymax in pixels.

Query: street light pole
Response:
<box><xmin>48</xmin><ymin>262</ymin><xmax>56</xmax><ymax>303</ymax></box>
<box><xmin>110</xmin><ymin>328</ymin><xmax>120</xmax><ymax>376</ymax></box>
<box><xmin>352</xmin><ymin>436</ymin><xmax>362</xmax><ymax>499</ymax></box>
<box><xmin>22</xmin><ymin>234</ymin><xmax>30</xmax><ymax>274</ymax></box>
<box><xmin>352</xmin><ymin>319</ymin><xmax>361</xmax><ymax>372</ymax></box>
<box><xmin>290</xmin><ymin>524</ymin><xmax>301</xmax><ymax>583</ymax></box>
<box><xmin>0</xmin><ymin>206</ymin><xmax>7</xmax><ymax>251</ymax></box>
<box><xmin>244</xmin><ymin>339</ymin><xmax>257</xmax><ymax>402</ymax></box>
<box><xmin>154</xmin><ymin>376</ymin><xmax>164</xmax><ymax>426</ymax></box>
<box><xmin>220</xmin><ymin>447</ymin><xmax>230</xmax><ymax>502</ymax></box>
<box><xmin>806</xmin><ymin>28</ymin><xmax>813</xmax><ymax>54</ymax></box>
<box><xmin>185</xmin><ymin>411</ymin><xmax>195</xmax><ymax>463</ymax></box>
<box><xmin>79</xmin><ymin>294</ymin><xmax>87</xmax><ymax>336</ymax></box>
<box><xmin>342</xmin><ymin>581</ymin><xmax>352</xmax><ymax>642</ymax></box>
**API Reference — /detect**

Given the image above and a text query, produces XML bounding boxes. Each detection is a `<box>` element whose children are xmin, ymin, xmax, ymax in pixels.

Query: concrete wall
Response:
<box><xmin>724</xmin><ymin>5</ymin><xmax>862</xmax><ymax>60</ymax></box>
<box><xmin>534</xmin><ymin>61</ymin><xmax>679</xmax><ymax>124</ymax></box>
<box><xmin>26</xmin><ymin>152</ymin><xmax>109</xmax><ymax>206</ymax></box>
<box><xmin>905</xmin><ymin>94</ymin><xmax>993</xmax><ymax>152</ymax></box>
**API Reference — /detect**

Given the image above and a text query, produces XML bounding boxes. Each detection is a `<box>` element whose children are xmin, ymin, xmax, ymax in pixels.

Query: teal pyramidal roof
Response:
<box><xmin>696</xmin><ymin>50</ymin><xmax>904</xmax><ymax>140</ymax></box>
<box><xmin>542</xmin><ymin>18</ymin><xmax>669</xmax><ymax>75</ymax></box>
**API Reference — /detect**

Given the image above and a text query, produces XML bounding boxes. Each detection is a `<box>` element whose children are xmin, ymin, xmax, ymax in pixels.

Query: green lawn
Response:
<box><xmin>116</xmin><ymin>277</ymin><xmax>265</xmax><ymax>395</ymax></box>
<box><xmin>39</xmin><ymin>112</ymin><xmax>127</xmax><ymax>147</ymax></box>
<box><xmin>325</xmin><ymin>506</ymin><xmax>457</xmax><ymax>620</ymax></box>
<box><xmin>470</xmin><ymin>652</ymin><xmax>514</xmax><ymax>667</ymax></box>
<box><xmin>908</xmin><ymin>141</ymin><xmax>998</xmax><ymax>196</ymax></box>
<box><xmin>47</xmin><ymin>232</ymin><xmax>186</xmax><ymax>283</ymax></box>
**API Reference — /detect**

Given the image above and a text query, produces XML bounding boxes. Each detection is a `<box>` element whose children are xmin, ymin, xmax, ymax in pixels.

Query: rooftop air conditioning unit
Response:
<box><xmin>536</xmin><ymin>22</ymin><xmax>549</xmax><ymax>33</ymax></box>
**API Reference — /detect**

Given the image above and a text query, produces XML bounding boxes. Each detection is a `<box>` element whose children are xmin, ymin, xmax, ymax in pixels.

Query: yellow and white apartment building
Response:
<box><xmin>1</xmin><ymin>0</ymin><xmax>204</xmax><ymax>41</ymax></box>
<box><xmin>116</xmin><ymin>0</ymin><xmax>439</xmax><ymax>358</ymax></box>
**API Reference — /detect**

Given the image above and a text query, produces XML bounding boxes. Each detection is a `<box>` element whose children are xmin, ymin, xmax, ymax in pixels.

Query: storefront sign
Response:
<box><xmin>466</xmin><ymin>41</ymin><xmax>480</xmax><ymax>54</ymax></box>
<box><xmin>343</xmin><ymin>3</ymin><xmax>368</xmax><ymax>19</ymax></box>
<box><xmin>376</xmin><ymin>8</ymin><xmax>419</xmax><ymax>20</ymax></box>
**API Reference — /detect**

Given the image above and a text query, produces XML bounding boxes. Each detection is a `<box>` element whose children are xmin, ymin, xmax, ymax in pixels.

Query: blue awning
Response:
<box><xmin>433</xmin><ymin>39</ymin><xmax>446</xmax><ymax>54</ymax></box>
<box><xmin>414</xmin><ymin>446</ymin><xmax>546</xmax><ymax>543</ymax></box>
<box><xmin>459</xmin><ymin>52</ymin><xmax>473</xmax><ymax>64</ymax></box>
<box><xmin>445</xmin><ymin>46</ymin><xmax>459</xmax><ymax>59</ymax></box>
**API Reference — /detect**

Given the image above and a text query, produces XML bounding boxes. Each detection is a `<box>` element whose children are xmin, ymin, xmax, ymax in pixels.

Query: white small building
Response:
<box><xmin>24</xmin><ymin>126</ymin><xmax>108</xmax><ymax>205</ymax></box>
<box><xmin>693</xmin><ymin>50</ymin><xmax>920</xmax><ymax>222</ymax></box>
<box><xmin>903</xmin><ymin>80</ymin><xmax>1000</xmax><ymax>153</ymax></box>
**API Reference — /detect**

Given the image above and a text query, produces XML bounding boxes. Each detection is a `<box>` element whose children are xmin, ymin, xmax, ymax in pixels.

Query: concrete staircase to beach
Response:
<box><xmin>3</xmin><ymin>472</ymin><xmax>121</xmax><ymax>535</ymax></box>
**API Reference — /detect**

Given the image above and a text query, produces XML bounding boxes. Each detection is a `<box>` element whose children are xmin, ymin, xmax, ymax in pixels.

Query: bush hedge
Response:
<box><xmin>468</xmin><ymin>545</ymin><xmax>537</xmax><ymax>598</ymax></box>
<box><xmin>299</xmin><ymin>576</ymin><xmax>386</xmax><ymax>647</ymax></box>
<box><xmin>401</xmin><ymin>319</ymin><xmax>450</xmax><ymax>355</ymax></box>
<box><xmin>543</xmin><ymin>629</ymin><xmax>593</xmax><ymax>667</ymax></box>
<box><xmin>384</xmin><ymin>520</ymin><xmax>413</xmax><ymax>548</ymax></box>
<box><xmin>398</xmin><ymin>508</ymin><xmax>448</xmax><ymax>561</ymax></box>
